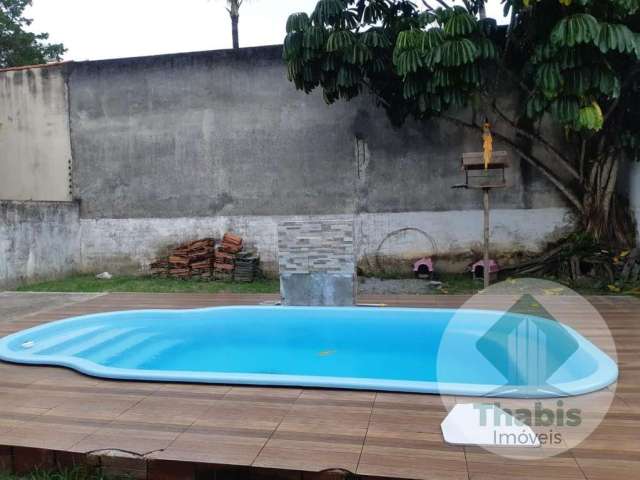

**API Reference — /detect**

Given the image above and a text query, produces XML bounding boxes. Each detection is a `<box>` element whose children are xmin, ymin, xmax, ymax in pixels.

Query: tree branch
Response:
<box><xmin>487</xmin><ymin>97</ymin><xmax>581</xmax><ymax>181</ymax></box>
<box><xmin>441</xmin><ymin>115</ymin><xmax>583</xmax><ymax>212</ymax></box>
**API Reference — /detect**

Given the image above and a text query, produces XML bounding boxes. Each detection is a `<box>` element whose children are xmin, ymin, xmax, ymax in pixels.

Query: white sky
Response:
<box><xmin>26</xmin><ymin>0</ymin><xmax>508</xmax><ymax>62</ymax></box>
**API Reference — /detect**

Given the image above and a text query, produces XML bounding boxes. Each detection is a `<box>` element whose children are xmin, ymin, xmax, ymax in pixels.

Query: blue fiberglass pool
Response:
<box><xmin>0</xmin><ymin>306</ymin><xmax>617</xmax><ymax>398</ymax></box>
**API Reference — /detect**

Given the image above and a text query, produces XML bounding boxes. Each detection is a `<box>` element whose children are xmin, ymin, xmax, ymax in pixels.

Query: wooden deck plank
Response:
<box><xmin>0</xmin><ymin>292</ymin><xmax>638</xmax><ymax>479</ymax></box>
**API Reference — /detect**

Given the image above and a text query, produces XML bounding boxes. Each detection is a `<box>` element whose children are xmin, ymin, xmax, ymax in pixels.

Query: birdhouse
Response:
<box><xmin>460</xmin><ymin>151</ymin><xmax>509</xmax><ymax>189</ymax></box>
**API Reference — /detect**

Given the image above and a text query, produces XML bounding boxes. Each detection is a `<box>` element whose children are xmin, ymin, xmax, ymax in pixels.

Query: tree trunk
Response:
<box><xmin>231</xmin><ymin>14</ymin><xmax>239</xmax><ymax>49</ymax></box>
<box><xmin>580</xmin><ymin>156</ymin><xmax>635</xmax><ymax>247</ymax></box>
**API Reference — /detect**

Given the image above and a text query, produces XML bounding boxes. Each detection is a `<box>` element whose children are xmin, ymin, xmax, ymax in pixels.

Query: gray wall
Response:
<box><xmin>0</xmin><ymin>66</ymin><xmax>72</xmax><ymax>202</ymax></box>
<box><xmin>0</xmin><ymin>201</ymin><xmax>79</xmax><ymax>288</ymax></box>
<box><xmin>1</xmin><ymin>46</ymin><xmax>577</xmax><ymax>281</ymax></box>
<box><xmin>69</xmin><ymin>46</ymin><xmax>566</xmax><ymax>219</ymax></box>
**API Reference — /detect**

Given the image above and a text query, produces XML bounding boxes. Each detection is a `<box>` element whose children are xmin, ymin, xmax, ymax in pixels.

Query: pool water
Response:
<box><xmin>0</xmin><ymin>306</ymin><xmax>617</xmax><ymax>398</ymax></box>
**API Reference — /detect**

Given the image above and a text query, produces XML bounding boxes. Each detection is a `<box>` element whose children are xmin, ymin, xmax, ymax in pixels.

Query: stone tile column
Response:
<box><xmin>278</xmin><ymin>218</ymin><xmax>355</xmax><ymax>306</ymax></box>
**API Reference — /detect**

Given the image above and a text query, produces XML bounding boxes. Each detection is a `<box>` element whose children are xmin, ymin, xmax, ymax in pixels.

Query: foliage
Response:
<box><xmin>16</xmin><ymin>274</ymin><xmax>280</xmax><ymax>294</ymax></box>
<box><xmin>0</xmin><ymin>0</ymin><xmax>65</xmax><ymax>68</ymax></box>
<box><xmin>284</xmin><ymin>0</ymin><xmax>640</xmax><ymax>245</ymax></box>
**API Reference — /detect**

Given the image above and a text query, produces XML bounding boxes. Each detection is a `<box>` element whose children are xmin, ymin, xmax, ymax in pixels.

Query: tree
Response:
<box><xmin>0</xmin><ymin>0</ymin><xmax>65</xmax><ymax>68</ymax></box>
<box><xmin>225</xmin><ymin>0</ymin><xmax>246</xmax><ymax>49</ymax></box>
<box><xmin>283</xmin><ymin>0</ymin><xmax>640</xmax><ymax>246</ymax></box>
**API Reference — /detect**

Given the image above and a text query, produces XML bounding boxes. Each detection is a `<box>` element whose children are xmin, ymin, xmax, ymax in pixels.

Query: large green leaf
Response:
<box><xmin>476</xmin><ymin>38</ymin><xmax>498</xmax><ymax>60</ymax></box>
<box><xmin>421</xmin><ymin>28</ymin><xmax>445</xmax><ymax>51</ymax></box>
<box><xmin>395</xmin><ymin>49</ymin><xmax>424</xmax><ymax>75</ymax></box>
<box><xmin>565</xmin><ymin>67</ymin><xmax>592</xmax><ymax>95</ymax></box>
<box><xmin>349</xmin><ymin>41</ymin><xmax>373</xmax><ymax>65</ymax></box>
<box><xmin>576</xmin><ymin>102</ymin><xmax>604</xmax><ymax>130</ymax></box>
<box><xmin>311</xmin><ymin>0</ymin><xmax>348</xmax><ymax>26</ymax></box>
<box><xmin>536</xmin><ymin>62</ymin><xmax>563</xmax><ymax>93</ymax></box>
<box><xmin>443</xmin><ymin>10</ymin><xmax>477</xmax><ymax>37</ymax></box>
<box><xmin>550</xmin><ymin>96</ymin><xmax>580</xmax><ymax>123</ymax></box>
<box><xmin>326</xmin><ymin>30</ymin><xmax>355</xmax><ymax>52</ymax></box>
<box><xmin>361</xmin><ymin>29</ymin><xmax>391</xmax><ymax>49</ymax></box>
<box><xmin>551</xmin><ymin>14</ymin><xmax>601</xmax><ymax>47</ymax></box>
<box><xmin>440</xmin><ymin>38</ymin><xmax>479</xmax><ymax>67</ymax></box>
<box><xmin>284</xmin><ymin>32</ymin><xmax>303</xmax><ymax>60</ymax></box>
<box><xmin>286</xmin><ymin>13</ymin><xmax>310</xmax><ymax>33</ymax></box>
<box><xmin>592</xmin><ymin>67</ymin><xmax>621</xmax><ymax>97</ymax></box>
<box><xmin>303</xmin><ymin>26</ymin><xmax>328</xmax><ymax>50</ymax></box>
<box><xmin>597</xmin><ymin>23</ymin><xmax>638</xmax><ymax>55</ymax></box>
<box><xmin>526</xmin><ymin>94</ymin><xmax>549</xmax><ymax>119</ymax></box>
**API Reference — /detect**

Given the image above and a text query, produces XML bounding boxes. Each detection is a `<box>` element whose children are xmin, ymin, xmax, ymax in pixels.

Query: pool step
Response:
<box><xmin>85</xmin><ymin>331</ymin><xmax>155</xmax><ymax>364</ymax></box>
<box><xmin>115</xmin><ymin>338</ymin><xmax>183</xmax><ymax>368</ymax></box>
<box><xmin>30</xmin><ymin>325</ymin><xmax>106</xmax><ymax>355</ymax></box>
<box><xmin>56</xmin><ymin>328</ymin><xmax>139</xmax><ymax>357</ymax></box>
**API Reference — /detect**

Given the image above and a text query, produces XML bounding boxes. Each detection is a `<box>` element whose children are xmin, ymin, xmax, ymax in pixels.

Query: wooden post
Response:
<box><xmin>483</xmin><ymin>188</ymin><xmax>490</xmax><ymax>289</ymax></box>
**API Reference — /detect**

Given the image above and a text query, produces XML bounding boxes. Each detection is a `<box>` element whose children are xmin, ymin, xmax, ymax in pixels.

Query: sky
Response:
<box><xmin>26</xmin><ymin>1</ymin><xmax>508</xmax><ymax>62</ymax></box>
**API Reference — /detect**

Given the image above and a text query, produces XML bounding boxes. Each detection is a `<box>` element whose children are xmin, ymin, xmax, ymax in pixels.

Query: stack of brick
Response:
<box><xmin>150</xmin><ymin>233</ymin><xmax>259</xmax><ymax>282</ymax></box>
<box><xmin>213</xmin><ymin>234</ymin><xmax>242</xmax><ymax>280</ymax></box>
<box><xmin>149</xmin><ymin>259</ymin><xmax>169</xmax><ymax>277</ymax></box>
<box><xmin>159</xmin><ymin>238</ymin><xmax>216</xmax><ymax>279</ymax></box>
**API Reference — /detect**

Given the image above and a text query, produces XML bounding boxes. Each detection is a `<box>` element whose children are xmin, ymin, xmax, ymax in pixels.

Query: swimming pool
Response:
<box><xmin>0</xmin><ymin>306</ymin><xmax>617</xmax><ymax>397</ymax></box>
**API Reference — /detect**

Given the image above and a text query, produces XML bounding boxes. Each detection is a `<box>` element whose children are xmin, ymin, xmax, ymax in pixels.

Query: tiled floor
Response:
<box><xmin>0</xmin><ymin>292</ymin><xmax>638</xmax><ymax>479</ymax></box>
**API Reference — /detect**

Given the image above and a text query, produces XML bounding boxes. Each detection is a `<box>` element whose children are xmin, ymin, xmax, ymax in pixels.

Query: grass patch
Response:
<box><xmin>16</xmin><ymin>274</ymin><xmax>280</xmax><ymax>294</ymax></box>
<box><xmin>14</xmin><ymin>273</ymin><xmax>639</xmax><ymax>296</ymax></box>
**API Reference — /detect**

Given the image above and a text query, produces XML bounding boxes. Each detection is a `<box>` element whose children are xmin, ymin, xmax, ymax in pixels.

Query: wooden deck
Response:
<box><xmin>0</xmin><ymin>292</ymin><xmax>638</xmax><ymax>479</ymax></box>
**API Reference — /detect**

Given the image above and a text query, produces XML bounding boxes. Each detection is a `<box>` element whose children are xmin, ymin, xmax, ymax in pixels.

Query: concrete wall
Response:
<box><xmin>77</xmin><ymin>208</ymin><xmax>572</xmax><ymax>276</ymax></box>
<box><xmin>0</xmin><ymin>46</ymin><xmax>578</xmax><ymax>281</ymax></box>
<box><xmin>69</xmin><ymin>46</ymin><xmax>566</xmax><ymax>219</ymax></box>
<box><xmin>0</xmin><ymin>201</ymin><xmax>80</xmax><ymax>288</ymax></box>
<box><xmin>0</xmin><ymin>65</ymin><xmax>72</xmax><ymax>202</ymax></box>
<box><xmin>63</xmin><ymin>46</ymin><xmax>571</xmax><ymax>274</ymax></box>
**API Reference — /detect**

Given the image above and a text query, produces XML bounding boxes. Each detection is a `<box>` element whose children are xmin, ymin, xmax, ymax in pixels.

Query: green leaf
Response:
<box><xmin>421</xmin><ymin>28</ymin><xmax>445</xmax><ymax>51</ymax></box>
<box><xmin>476</xmin><ymin>38</ymin><xmax>498</xmax><ymax>60</ymax></box>
<box><xmin>283</xmin><ymin>32</ymin><xmax>303</xmax><ymax>60</ymax></box>
<box><xmin>287</xmin><ymin>59</ymin><xmax>304</xmax><ymax>81</ymax></box>
<box><xmin>395</xmin><ymin>50</ymin><xmax>424</xmax><ymax>75</ymax></box>
<box><xmin>303</xmin><ymin>26</ymin><xmax>328</xmax><ymax>50</ymax></box>
<box><xmin>336</xmin><ymin>65</ymin><xmax>359</xmax><ymax>87</ymax></box>
<box><xmin>326</xmin><ymin>30</ymin><xmax>355</xmax><ymax>52</ymax></box>
<box><xmin>403</xmin><ymin>76</ymin><xmax>420</xmax><ymax>99</ymax></box>
<box><xmin>597</xmin><ymin>23</ymin><xmax>637</xmax><ymax>54</ymax></box>
<box><xmin>592</xmin><ymin>67</ymin><xmax>621</xmax><ymax>98</ymax></box>
<box><xmin>440</xmin><ymin>38</ymin><xmax>479</xmax><ymax>67</ymax></box>
<box><xmin>286</xmin><ymin>13</ymin><xmax>310</xmax><ymax>33</ymax></box>
<box><xmin>361</xmin><ymin>29</ymin><xmax>391</xmax><ymax>49</ymax></box>
<box><xmin>565</xmin><ymin>67</ymin><xmax>592</xmax><ymax>95</ymax></box>
<box><xmin>536</xmin><ymin>62</ymin><xmax>563</xmax><ymax>92</ymax></box>
<box><xmin>551</xmin><ymin>96</ymin><xmax>580</xmax><ymax>124</ymax></box>
<box><xmin>396</xmin><ymin>30</ymin><xmax>423</xmax><ymax>50</ymax></box>
<box><xmin>551</xmin><ymin>14</ymin><xmax>601</xmax><ymax>48</ymax></box>
<box><xmin>526</xmin><ymin>94</ymin><xmax>549</xmax><ymax>118</ymax></box>
<box><xmin>443</xmin><ymin>10</ymin><xmax>477</xmax><ymax>37</ymax></box>
<box><xmin>576</xmin><ymin>102</ymin><xmax>604</xmax><ymax>130</ymax></box>
<box><xmin>311</xmin><ymin>0</ymin><xmax>348</xmax><ymax>26</ymax></box>
<box><xmin>348</xmin><ymin>41</ymin><xmax>373</xmax><ymax>65</ymax></box>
